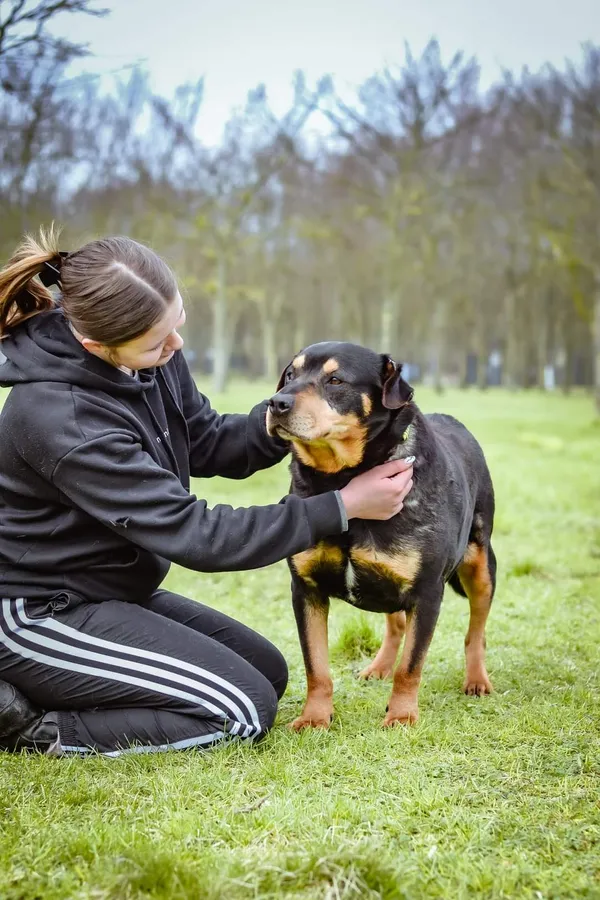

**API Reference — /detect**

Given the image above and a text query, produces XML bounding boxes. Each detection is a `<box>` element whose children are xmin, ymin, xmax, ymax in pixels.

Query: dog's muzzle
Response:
<box><xmin>268</xmin><ymin>392</ymin><xmax>296</xmax><ymax>416</ymax></box>
<box><xmin>266</xmin><ymin>392</ymin><xmax>296</xmax><ymax>437</ymax></box>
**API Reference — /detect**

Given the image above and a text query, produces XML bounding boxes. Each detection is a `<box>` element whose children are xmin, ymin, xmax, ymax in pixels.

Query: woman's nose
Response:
<box><xmin>168</xmin><ymin>331</ymin><xmax>184</xmax><ymax>351</ymax></box>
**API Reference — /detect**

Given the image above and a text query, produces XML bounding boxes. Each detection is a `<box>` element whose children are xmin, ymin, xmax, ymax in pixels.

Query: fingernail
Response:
<box><xmin>404</xmin><ymin>456</ymin><xmax>416</xmax><ymax>465</ymax></box>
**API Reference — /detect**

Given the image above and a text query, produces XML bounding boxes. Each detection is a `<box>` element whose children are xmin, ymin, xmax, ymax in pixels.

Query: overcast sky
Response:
<box><xmin>56</xmin><ymin>0</ymin><xmax>600</xmax><ymax>144</ymax></box>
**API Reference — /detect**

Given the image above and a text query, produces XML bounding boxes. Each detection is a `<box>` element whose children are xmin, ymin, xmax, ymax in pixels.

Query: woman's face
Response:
<box><xmin>80</xmin><ymin>295</ymin><xmax>187</xmax><ymax>373</ymax></box>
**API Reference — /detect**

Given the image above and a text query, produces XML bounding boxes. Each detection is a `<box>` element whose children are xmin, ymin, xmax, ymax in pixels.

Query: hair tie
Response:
<box><xmin>39</xmin><ymin>251</ymin><xmax>69</xmax><ymax>287</ymax></box>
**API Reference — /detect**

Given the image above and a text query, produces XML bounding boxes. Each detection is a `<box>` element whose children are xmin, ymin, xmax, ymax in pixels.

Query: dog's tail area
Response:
<box><xmin>447</xmin><ymin>571</ymin><xmax>467</xmax><ymax>597</ymax></box>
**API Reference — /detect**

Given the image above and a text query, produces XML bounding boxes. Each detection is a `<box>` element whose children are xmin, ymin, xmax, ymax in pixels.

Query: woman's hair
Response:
<box><xmin>0</xmin><ymin>226</ymin><xmax>178</xmax><ymax>345</ymax></box>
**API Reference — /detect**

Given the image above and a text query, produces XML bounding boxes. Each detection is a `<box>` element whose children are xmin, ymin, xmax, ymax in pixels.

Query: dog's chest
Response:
<box><xmin>291</xmin><ymin>538</ymin><xmax>421</xmax><ymax>614</ymax></box>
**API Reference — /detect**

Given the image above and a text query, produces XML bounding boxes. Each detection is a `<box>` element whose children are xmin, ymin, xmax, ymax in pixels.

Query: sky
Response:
<box><xmin>55</xmin><ymin>0</ymin><xmax>600</xmax><ymax>145</ymax></box>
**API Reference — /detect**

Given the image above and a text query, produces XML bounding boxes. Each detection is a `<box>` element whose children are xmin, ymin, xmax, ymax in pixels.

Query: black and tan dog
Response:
<box><xmin>267</xmin><ymin>341</ymin><xmax>497</xmax><ymax>729</ymax></box>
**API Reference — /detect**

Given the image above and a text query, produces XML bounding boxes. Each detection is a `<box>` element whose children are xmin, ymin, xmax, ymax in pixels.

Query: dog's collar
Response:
<box><xmin>386</xmin><ymin>423</ymin><xmax>416</xmax><ymax>463</ymax></box>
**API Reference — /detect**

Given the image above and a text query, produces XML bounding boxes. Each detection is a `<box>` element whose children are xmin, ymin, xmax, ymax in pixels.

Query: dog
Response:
<box><xmin>266</xmin><ymin>341</ymin><xmax>497</xmax><ymax>729</ymax></box>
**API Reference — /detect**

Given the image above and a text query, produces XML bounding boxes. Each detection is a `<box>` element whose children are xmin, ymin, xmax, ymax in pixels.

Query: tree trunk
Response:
<box><xmin>536</xmin><ymin>308</ymin><xmax>548</xmax><ymax>390</ymax></box>
<box><xmin>460</xmin><ymin>353</ymin><xmax>469</xmax><ymax>389</ymax></box>
<box><xmin>293</xmin><ymin>318</ymin><xmax>306</xmax><ymax>358</ymax></box>
<box><xmin>503</xmin><ymin>290</ymin><xmax>520</xmax><ymax>389</ymax></box>
<box><xmin>212</xmin><ymin>253</ymin><xmax>230</xmax><ymax>394</ymax></box>
<box><xmin>560</xmin><ymin>311</ymin><xmax>573</xmax><ymax>395</ymax></box>
<box><xmin>262</xmin><ymin>315</ymin><xmax>278</xmax><ymax>384</ymax></box>
<box><xmin>379</xmin><ymin>293</ymin><xmax>396</xmax><ymax>352</ymax></box>
<box><xmin>594</xmin><ymin>272</ymin><xmax>600</xmax><ymax>415</ymax></box>
<box><xmin>475</xmin><ymin>307</ymin><xmax>488</xmax><ymax>390</ymax></box>
<box><xmin>428</xmin><ymin>301</ymin><xmax>445</xmax><ymax>394</ymax></box>
<box><xmin>348</xmin><ymin>285</ymin><xmax>367</xmax><ymax>346</ymax></box>
<box><xmin>331</xmin><ymin>282</ymin><xmax>343</xmax><ymax>340</ymax></box>
<box><xmin>185</xmin><ymin>296</ymin><xmax>209</xmax><ymax>372</ymax></box>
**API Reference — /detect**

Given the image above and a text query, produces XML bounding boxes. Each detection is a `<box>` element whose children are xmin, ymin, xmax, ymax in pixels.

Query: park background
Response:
<box><xmin>0</xmin><ymin>2</ymin><xmax>599</xmax><ymax>898</ymax></box>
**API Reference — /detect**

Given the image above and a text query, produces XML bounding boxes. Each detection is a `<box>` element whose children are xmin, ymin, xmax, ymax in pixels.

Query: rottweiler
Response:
<box><xmin>266</xmin><ymin>341</ymin><xmax>497</xmax><ymax>729</ymax></box>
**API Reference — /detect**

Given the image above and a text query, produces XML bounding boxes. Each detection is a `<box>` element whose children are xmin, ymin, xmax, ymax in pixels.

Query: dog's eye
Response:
<box><xmin>328</xmin><ymin>376</ymin><xmax>343</xmax><ymax>386</ymax></box>
<box><xmin>285</xmin><ymin>370</ymin><xmax>294</xmax><ymax>383</ymax></box>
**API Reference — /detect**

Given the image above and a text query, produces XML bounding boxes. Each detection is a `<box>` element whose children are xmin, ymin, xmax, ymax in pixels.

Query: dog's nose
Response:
<box><xmin>268</xmin><ymin>393</ymin><xmax>295</xmax><ymax>415</ymax></box>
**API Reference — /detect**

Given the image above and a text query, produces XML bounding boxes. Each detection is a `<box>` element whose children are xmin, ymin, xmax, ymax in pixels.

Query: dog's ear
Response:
<box><xmin>275</xmin><ymin>357</ymin><xmax>294</xmax><ymax>392</ymax></box>
<box><xmin>381</xmin><ymin>356</ymin><xmax>414</xmax><ymax>409</ymax></box>
<box><xmin>275</xmin><ymin>367</ymin><xmax>287</xmax><ymax>393</ymax></box>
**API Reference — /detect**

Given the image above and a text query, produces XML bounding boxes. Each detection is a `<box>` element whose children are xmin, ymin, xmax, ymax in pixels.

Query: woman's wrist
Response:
<box><xmin>333</xmin><ymin>490</ymin><xmax>349</xmax><ymax>532</ymax></box>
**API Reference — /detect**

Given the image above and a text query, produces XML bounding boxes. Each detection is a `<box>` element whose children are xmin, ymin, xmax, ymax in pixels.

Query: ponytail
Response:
<box><xmin>0</xmin><ymin>229</ymin><xmax>177</xmax><ymax>347</ymax></box>
<box><xmin>0</xmin><ymin>225</ymin><xmax>62</xmax><ymax>337</ymax></box>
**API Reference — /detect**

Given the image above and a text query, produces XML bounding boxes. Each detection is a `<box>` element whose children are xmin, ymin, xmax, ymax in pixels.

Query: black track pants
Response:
<box><xmin>0</xmin><ymin>590</ymin><xmax>288</xmax><ymax>756</ymax></box>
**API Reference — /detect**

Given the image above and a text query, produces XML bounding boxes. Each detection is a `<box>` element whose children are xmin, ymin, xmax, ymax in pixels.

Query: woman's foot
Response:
<box><xmin>0</xmin><ymin>681</ymin><xmax>61</xmax><ymax>754</ymax></box>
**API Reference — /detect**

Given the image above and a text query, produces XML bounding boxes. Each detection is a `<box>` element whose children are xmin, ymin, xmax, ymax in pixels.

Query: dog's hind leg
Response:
<box><xmin>458</xmin><ymin>541</ymin><xmax>496</xmax><ymax>696</ymax></box>
<box><xmin>447</xmin><ymin>571</ymin><xmax>467</xmax><ymax>597</ymax></box>
<box><xmin>358</xmin><ymin>611</ymin><xmax>406</xmax><ymax>680</ymax></box>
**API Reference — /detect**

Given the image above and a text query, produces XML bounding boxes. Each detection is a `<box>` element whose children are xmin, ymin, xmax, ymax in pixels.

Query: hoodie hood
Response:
<box><xmin>0</xmin><ymin>309</ymin><xmax>154</xmax><ymax>397</ymax></box>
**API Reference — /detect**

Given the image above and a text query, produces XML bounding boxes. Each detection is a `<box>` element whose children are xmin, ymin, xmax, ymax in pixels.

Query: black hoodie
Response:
<box><xmin>0</xmin><ymin>310</ymin><xmax>344</xmax><ymax>602</ymax></box>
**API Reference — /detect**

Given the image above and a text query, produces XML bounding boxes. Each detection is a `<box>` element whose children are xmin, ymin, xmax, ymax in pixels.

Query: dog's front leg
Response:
<box><xmin>383</xmin><ymin>581</ymin><xmax>443</xmax><ymax>726</ymax></box>
<box><xmin>290</xmin><ymin>579</ymin><xmax>333</xmax><ymax>730</ymax></box>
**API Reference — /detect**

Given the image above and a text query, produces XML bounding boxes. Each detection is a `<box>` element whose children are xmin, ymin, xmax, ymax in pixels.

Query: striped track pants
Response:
<box><xmin>0</xmin><ymin>589</ymin><xmax>287</xmax><ymax>756</ymax></box>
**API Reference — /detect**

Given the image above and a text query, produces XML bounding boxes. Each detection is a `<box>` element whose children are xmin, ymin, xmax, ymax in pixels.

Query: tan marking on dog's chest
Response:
<box><xmin>292</xmin><ymin>542</ymin><xmax>345</xmax><ymax>586</ymax></box>
<box><xmin>349</xmin><ymin>546</ymin><xmax>421</xmax><ymax>590</ymax></box>
<box><xmin>292</xmin><ymin>413</ymin><xmax>366</xmax><ymax>473</ymax></box>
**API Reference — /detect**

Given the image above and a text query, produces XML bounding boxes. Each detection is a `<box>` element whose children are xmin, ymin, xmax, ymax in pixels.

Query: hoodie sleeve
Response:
<box><xmin>47</xmin><ymin>418</ymin><xmax>343</xmax><ymax>573</ymax></box>
<box><xmin>175</xmin><ymin>353</ymin><xmax>288</xmax><ymax>479</ymax></box>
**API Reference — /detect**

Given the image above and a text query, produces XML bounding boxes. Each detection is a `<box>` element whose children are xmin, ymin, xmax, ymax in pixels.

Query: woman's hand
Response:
<box><xmin>339</xmin><ymin>457</ymin><xmax>415</xmax><ymax>521</ymax></box>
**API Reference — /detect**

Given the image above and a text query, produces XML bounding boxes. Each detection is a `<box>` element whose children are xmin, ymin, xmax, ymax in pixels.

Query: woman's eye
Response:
<box><xmin>329</xmin><ymin>376</ymin><xmax>343</xmax><ymax>385</ymax></box>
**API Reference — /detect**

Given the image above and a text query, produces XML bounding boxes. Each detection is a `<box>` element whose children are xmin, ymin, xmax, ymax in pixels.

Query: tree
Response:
<box><xmin>1</xmin><ymin>24</ymin><xmax>599</xmax><ymax>407</ymax></box>
<box><xmin>0</xmin><ymin>0</ymin><xmax>106</xmax><ymax>61</ymax></box>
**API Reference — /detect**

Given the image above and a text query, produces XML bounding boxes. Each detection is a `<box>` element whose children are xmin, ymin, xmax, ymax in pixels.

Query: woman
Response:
<box><xmin>0</xmin><ymin>230</ymin><xmax>414</xmax><ymax>757</ymax></box>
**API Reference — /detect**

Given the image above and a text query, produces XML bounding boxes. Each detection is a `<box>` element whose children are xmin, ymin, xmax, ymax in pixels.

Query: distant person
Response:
<box><xmin>0</xmin><ymin>230</ymin><xmax>414</xmax><ymax>756</ymax></box>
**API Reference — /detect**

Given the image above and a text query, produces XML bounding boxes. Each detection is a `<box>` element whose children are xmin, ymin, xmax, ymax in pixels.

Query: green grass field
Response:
<box><xmin>0</xmin><ymin>382</ymin><xmax>599</xmax><ymax>899</ymax></box>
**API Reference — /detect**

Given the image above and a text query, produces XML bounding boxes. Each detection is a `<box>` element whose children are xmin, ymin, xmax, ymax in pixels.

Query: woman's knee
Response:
<box><xmin>265</xmin><ymin>642</ymin><xmax>288</xmax><ymax>700</ymax></box>
<box><xmin>257</xmin><ymin>677</ymin><xmax>279</xmax><ymax>735</ymax></box>
<box><xmin>251</xmin><ymin>638</ymin><xmax>288</xmax><ymax>701</ymax></box>
<box><xmin>233</xmin><ymin>672</ymin><xmax>278</xmax><ymax>740</ymax></box>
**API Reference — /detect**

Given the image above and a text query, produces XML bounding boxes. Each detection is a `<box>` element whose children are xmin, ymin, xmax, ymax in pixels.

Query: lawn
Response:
<box><xmin>0</xmin><ymin>381</ymin><xmax>599</xmax><ymax>899</ymax></box>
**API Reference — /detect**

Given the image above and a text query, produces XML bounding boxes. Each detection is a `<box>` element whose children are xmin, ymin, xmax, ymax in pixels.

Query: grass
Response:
<box><xmin>0</xmin><ymin>381</ymin><xmax>599</xmax><ymax>899</ymax></box>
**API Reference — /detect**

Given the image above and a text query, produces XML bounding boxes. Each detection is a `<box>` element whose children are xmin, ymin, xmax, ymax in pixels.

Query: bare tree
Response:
<box><xmin>1</xmin><ymin>28</ymin><xmax>599</xmax><ymax>409</ymax></box>
<box><xmin>0</xmin><ymin>0</ymin><xmax>106</xmax><ymax>61</ymax></box>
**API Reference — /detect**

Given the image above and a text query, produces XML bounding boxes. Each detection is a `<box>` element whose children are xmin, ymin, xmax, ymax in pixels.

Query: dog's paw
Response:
<box><xmin>382</xmin><ymin>708</ymin><xmax>419</xmax><ymax>727</ymax></box>
<box><xmin>357</xmin><ymin>661</ymin><xmax>394</xmax><ymax>680</ymax></box>
<box><xmin>289</xmin><ymin>709</ymin><xmax>333</xmax><ymax>731</ymax></box>
<box><xmin>463</xmin><ymin>673</ymin><xmax>493</xmax><ymax>696</ymax></box>
<box><xmin>382</xmin><ymin>699</ymin><xmax>419</xmax><ymax>727</ymax></box>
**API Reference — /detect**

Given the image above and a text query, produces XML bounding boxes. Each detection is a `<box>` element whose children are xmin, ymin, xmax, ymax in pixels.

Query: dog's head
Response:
<box><xmin>267</xmin><ymin>341</ymin><xmax>414</xmax><ymax>473</ymax></box>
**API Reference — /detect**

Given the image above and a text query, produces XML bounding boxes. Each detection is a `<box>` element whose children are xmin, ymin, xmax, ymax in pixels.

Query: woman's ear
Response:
<box><xmin>80</xmin><ymin>336</ymin><xmax>120</xmax><ymax>370</ymax></box>
<box><xmin>381</xmin><ymin>355</ymin><xmax>414</xmax><ymax>409</ymax></box>
<box><xmin>80</xmin><ymin>336</ymin><xmax>107</xmax><ymax>357</ymax></box>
